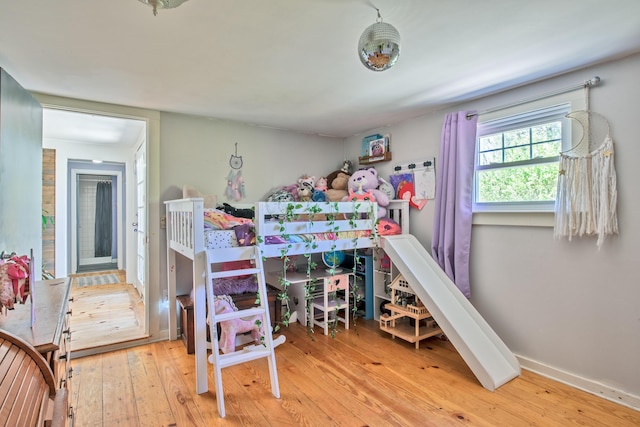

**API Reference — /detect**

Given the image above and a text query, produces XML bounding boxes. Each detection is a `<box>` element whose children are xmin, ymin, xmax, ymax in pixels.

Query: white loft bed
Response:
<box><xmin>164</xmin><ymin>198</ymin><xmax>409</xmax><ymax>393</ymax></box>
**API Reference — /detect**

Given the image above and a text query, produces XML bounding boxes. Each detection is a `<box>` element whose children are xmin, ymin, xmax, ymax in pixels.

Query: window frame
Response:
<box><xmin>473</xmin><ymin>103</ymin><xmax>572</xmax><ymax>214</ymax></box>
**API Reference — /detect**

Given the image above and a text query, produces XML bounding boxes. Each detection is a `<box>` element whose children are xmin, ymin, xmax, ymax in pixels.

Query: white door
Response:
<box><xmin>134</xmin><ymin>142</ymin><xmax>147</xmax><ymax>297</ymax></box>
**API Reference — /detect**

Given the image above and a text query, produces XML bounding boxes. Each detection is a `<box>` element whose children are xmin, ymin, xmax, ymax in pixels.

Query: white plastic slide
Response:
<box><xmin>381</xmin><ymin>234</ymin><xmax>520</xmax><ymax>391</ymax></box>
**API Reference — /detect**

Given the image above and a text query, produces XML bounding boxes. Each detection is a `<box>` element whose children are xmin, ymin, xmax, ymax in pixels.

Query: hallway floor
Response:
<box><xmin>68</xmin><ymin>270</ymin><xmax>146</xmax><ymax>351</ymax></box>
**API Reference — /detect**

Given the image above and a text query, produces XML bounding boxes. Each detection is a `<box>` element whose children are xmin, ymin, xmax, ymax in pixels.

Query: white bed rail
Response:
<box><xmin>164</xmin><ymin>198</ymin><xmax>410</xmax><ymax>261</ymax></box>
<box><xmin>386</xmin><ymin>199</ymin><xmax>410</xmax><ymax>234</ymax></box>
<box><xmin>256</xmin><ymin>201</ymin><xmax>379</xmax><ymax>258</ymax></box>
<box><xmin>165</xmin><ymin>198</ymin><xmax>204</xmax><ymax>259</ymax></box>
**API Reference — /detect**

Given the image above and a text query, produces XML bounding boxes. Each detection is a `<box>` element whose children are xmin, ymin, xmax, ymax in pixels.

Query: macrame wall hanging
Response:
<box><xmin>554</xmin><ymin>85</ymin><xmax>618</xmax><ymax>249</ymax></box>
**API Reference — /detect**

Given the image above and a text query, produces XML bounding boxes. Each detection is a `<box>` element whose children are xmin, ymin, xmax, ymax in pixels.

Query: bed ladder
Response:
<box><xmin>204</xmin><ymin>246</ymin><xmax>281</xmax><ymax>418</ymax></box>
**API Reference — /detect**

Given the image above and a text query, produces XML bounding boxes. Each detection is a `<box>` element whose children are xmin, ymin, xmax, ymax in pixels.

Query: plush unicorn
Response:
<box><xmin>212</xmin><ymin>297</ymin><xmax>264</xmax><ymax>354</ymax></box>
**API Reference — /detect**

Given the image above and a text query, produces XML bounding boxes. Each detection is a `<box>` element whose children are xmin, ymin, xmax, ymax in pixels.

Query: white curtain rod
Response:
<box><xmin>466</xmin><ymin>76</ymin><xmax>601</xmax><ymax>119</ymax></box>
<box><xmin>78</xmin><ymin>176</ymin><xmax>113</xmax><ymax>183</ymax></box>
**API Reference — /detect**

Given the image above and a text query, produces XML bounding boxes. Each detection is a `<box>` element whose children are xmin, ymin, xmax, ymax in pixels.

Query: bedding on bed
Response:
<box><xmin>212</xmin><ymin>276</ymin><xmax>258</xmax><ymax>295</ymax></box>
<box><xmin>203</xmin><ymin>208</ymin><xmax>254</xmax><ymax>230</ymax></box>
<box><xmin>263</xmin><ymin>230</ymin><xmax>371</xmax><ymax>244</ymax></box>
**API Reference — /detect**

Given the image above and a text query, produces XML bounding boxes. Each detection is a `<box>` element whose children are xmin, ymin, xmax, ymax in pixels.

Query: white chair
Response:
<box><xmin>311</xmin><ymin>274</ymin><xmax>350</xmax><ymax>335</ymax></box>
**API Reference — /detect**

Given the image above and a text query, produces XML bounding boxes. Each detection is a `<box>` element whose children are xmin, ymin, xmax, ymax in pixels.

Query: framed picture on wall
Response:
<box><xmin>368</xmin><ymin>138</ymin><xmax>386</xmax><ymax>157</ymax></box>
<box><xmin>362</xmin><ymin>133</ymin><xmax>383</xmax><ymax>156</ymax></box>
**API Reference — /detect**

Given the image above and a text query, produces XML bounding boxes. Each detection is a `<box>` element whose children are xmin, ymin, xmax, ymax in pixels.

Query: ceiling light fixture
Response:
<box><xmin>358</xmin><ymin>8</ymin><xmax>401</xmax><ymax>72</ymax></box>
<box><xmin>138</xmin><ymin>0</ymin><xmax>189</xmax><ymax>16</ymax></box>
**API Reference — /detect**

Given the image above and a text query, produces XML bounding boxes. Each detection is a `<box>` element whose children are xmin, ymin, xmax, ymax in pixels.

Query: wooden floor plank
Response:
<box><xmin>287</xmin><ymin>323</ymin><xmax>470</xmax><ymax>426</ymax></box>
<box><xmin>71</xmin><ymin>353</ymin><xmax>104</xmax><ymax>427</ymax></box>
<box><xmin>163</xmin><ymin>340</ymin><xmax>224</xmax><ymax>424</ymax></box>
<box><xmin>340</xmin><ymin>322</ymin><xmax>540</xmax><ymax>425</ymax></box>
<box><xmin>127</xmin><ymin>346</ymin><xmax>176</xmax><ymax>426</ymax></box>
<box><xmin>70</xmin><ymin>318</ymin><xmax>640</xmax><ymax>426</ymax></box>
<box><xmin>278</xmin><ymin>334</ymin><xmax>424</xmax><ymax>426</ymax></box>
<box><xmin>152</xmin><ymin>340</ymin><xmax>207</xmax><ymax>426</ymax></box>
<box><xmin>102</xmin><ymin>348</ymin><xmax>138</xmax><ymax>425</ymax></box>
<box><xmin>231</xmin><ymin>357</ymin><xmax>339</xmax><ymax>426</ymax></box>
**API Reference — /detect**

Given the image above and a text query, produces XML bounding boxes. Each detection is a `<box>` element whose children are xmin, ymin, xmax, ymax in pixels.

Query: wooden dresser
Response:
<box><xmin>0</xmin><ymin>277</ymin><xmax>74</xmax><ymax>426</ymax></box>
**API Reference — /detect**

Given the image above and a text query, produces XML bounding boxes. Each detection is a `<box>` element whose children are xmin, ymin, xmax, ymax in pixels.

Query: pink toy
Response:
<box><xmin>213</xmin><ymin>298</ymin><xmax>264</xmax><ymax>354</ymax></box>
<box><xmin>314</xmin><ymin>176</ymin><xmax>328</xmax><ymax>192</ymax></box>
<box><xmin>346</xmin><ymin>187</ymin><xmax>376</xmax><ymax>203</ymax></box>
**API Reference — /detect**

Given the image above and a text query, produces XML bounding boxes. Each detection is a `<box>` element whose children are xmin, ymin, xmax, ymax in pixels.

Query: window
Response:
<box><xmin>473</xmin><ymin>104</ymin><xmax>570</xmax><ymax>213</ymax></box>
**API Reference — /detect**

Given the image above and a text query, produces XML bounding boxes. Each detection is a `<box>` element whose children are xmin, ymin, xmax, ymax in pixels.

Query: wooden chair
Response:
<box><xmin>0</xmin><ymin>329</ymin><xmax>57</xmax><ymax>426</ymax></box>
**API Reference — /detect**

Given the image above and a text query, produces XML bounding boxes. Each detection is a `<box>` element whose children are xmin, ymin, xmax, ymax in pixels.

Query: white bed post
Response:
<box><xmin>193</xmin><ymin>249</ymin><xmax>208</xmax><ymax>394</ymax></box>
<box><xmin>166</xmin><ymin>203</ymin><xmax>178</xmax><ymax>340</ymax></box>
<box><xmin>189</xmin><ymin>199</ymin><xmax>208</xmax><ymax>394</ymax></box>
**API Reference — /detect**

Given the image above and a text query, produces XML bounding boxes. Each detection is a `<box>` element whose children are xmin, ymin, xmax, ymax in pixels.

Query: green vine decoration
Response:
<box><xmin>270</xmin><ymin>199</ymin><xmax>381</xmax><ymax>339</ymax></box>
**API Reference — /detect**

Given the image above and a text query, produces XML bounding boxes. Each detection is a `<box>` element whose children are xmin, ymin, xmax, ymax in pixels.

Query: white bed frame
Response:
<box><xmin>164</xmin><ymin>198</ymin><xmax>409</xmax><ymax>393</ymax></box>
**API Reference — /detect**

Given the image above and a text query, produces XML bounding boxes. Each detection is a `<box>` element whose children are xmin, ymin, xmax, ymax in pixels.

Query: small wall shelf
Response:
<box><xmin>359</xmin><ymin>152</ymin><xmax>392</xmax><ymax>165</ymax></box>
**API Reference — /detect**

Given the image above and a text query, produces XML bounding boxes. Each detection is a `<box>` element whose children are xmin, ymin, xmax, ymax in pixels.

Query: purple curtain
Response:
<box><xmin>431</xmin><ymin>111</ymin><xmax>478</xmax><ymax>298</ymax></box>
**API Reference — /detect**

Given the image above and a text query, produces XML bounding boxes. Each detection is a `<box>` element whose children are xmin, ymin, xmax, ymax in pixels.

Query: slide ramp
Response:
<box><xmin>381</xmin><ymin>234</ymin><xmax>520</xmax><ymax>391</ymax></box>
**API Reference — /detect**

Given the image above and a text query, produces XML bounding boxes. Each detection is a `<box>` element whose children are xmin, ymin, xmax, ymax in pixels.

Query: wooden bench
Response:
<box><xmin>0</xmin><ymin>329</ymin><xmax>66</xmax><ymax>427</ymax></box>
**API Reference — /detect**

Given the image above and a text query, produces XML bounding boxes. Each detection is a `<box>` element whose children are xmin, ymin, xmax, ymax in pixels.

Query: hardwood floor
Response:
<box><xmin>69</xmin><ymin>270</ymin><xmax>146</xmax><ymax>351</ymax></box>
<box><xmin>69</xmin><ymin>319</ymin><xmax>640</xmax><ymax>426</ymax></box>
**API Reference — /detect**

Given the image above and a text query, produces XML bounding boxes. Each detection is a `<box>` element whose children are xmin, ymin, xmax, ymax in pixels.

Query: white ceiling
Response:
<box><xmin>2</xmin><ymin>0</ymin><xmax>640</xmax><ymax>142</ymax></box>
<box><xmin>43</xmin><ymin>109</ymin><xmax>146</xmax><ymax>146</ymax></box>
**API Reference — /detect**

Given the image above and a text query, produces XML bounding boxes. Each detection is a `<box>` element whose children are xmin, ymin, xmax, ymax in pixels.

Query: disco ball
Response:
<box><xmin>358</xmin><ymin>20</ymin><xmax>401</xmax><ymax>72</ymax></box>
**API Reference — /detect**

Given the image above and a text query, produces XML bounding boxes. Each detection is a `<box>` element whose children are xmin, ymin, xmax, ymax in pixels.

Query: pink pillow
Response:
<box><xmin>377</xmin><ymin>217</ymin><xmax>402</xmax><ymax>236</ymax></box>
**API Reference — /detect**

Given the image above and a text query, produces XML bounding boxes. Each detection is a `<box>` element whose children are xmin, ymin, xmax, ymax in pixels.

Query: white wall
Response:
<box><xmin>344</xmin><ymin>52</ymin><xmax>640</xmax><ymax>407</ymax></box>
<box><xmin>42</xmin><ymin>139</ymin><xmax>134</xmax><ymax>277</ymax></box>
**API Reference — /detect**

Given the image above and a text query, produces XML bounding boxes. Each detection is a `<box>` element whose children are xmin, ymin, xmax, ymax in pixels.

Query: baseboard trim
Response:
<box><xmin>71</xmin><ymin>331</ymin><xmax>167</xmax><ymax>359</ymax></box>
<box><xmin>516</xmin><ymin>354</ymin><xmax>640</xmax><ymax>411</ymax></box>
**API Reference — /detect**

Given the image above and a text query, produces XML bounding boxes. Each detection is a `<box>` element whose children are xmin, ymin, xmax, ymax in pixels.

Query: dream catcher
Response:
<box><xmin>229</xmin><ymin>142</ymin><xmax>243</xmax><ymax>169</ymax></box>
<box><xmin>226</xmin><ymin>143</ymin><xmax>245</xmax><ymax>201</ymax></box>
<box><xmin>226</xmin><ymin>169</ymin><xmax>245</xmax><ymax>202</ymax></box>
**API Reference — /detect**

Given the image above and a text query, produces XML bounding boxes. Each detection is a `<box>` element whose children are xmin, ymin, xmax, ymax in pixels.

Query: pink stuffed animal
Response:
<box><xmin>314</xmin><ymin>177</ymin><xmax>328</xmax><ymax>192</ymax></box>
<box><xmin>213</xmin><ymin>298</ymin><xmax>264</xmax><ymax>354</ymax></box>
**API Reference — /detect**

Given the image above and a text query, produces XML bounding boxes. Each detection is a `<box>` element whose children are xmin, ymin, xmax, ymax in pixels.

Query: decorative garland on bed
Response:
<box><xmin>271</xmin><ymin>200</ymin><xmax>379</xmax><ymax>338</ymax></box>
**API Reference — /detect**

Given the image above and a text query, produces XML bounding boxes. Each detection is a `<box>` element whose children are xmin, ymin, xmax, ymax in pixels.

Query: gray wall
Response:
<box><xmin>157</xmin><ymin>112</ymin><xmax>347</xmax><ymax>330</ymax></box>
<box><xmin>0</xmin><ymin>68</ymin><xmax>42</xmax><ymax>277</ymax></box>
<box><xmin>345</xmin><ymin>52</ymin><xmax>640</xmax><ymax>406</ymax></box>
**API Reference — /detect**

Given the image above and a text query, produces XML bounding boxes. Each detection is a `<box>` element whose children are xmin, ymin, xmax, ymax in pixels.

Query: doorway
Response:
<box><xmin>76</xmin><ymin>173</ymin><xmax>118</xmax><ymax>273</ymax></box>
<box><xmin>70</xmin><ymin>162</ymin><xmax>124</xmax><ymax>274</ymax></box>
<box><xmin>42</xmin><ymin>107</ymin><xmax>149</xmax><ymax>351</ymax></box>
